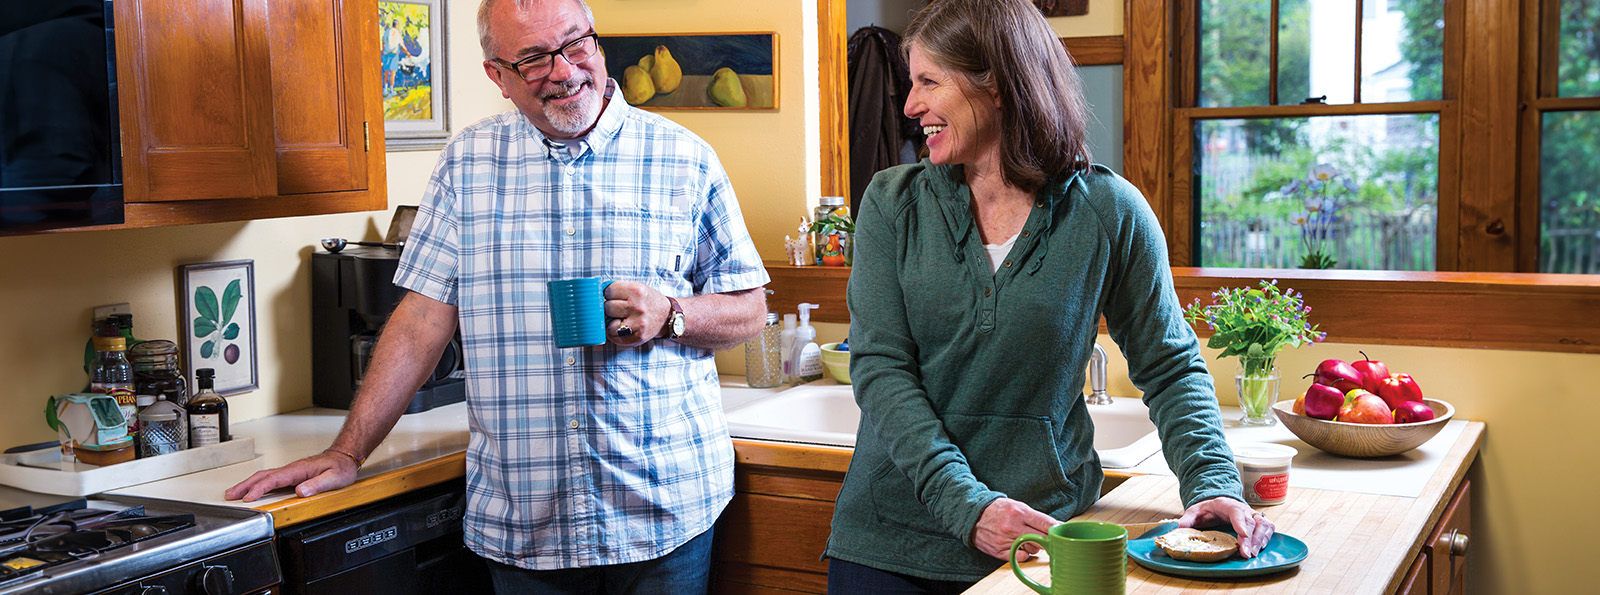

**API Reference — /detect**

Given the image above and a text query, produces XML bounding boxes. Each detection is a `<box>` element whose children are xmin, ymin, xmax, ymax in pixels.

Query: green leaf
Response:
<box><xmin>195</xmin><ymin>286</ymin><xmax>220</xmax><ymax>322</ymax></box>
<box><xmin>201</xmin><ymin>340</ymin><xmax>215</xmax><ymax>359</ymax></box>
<box><xmin>194</xmin><ymin>316</ymin><xmax>218</xmax><ymax>337</ymax></box>
<box><xmin>221</xmin><ymin>279</ymin><xmax>243</xmax><ymax>325</ymax></box>
<box><xmin>45</xmin><ymin>396</ymin><xmax>62</xmax><ymax>432</ymax></box>
<box><xmin>223</xmin><ymin>323</ymin><xmax>240</xmax><ymax>340</ymax></box>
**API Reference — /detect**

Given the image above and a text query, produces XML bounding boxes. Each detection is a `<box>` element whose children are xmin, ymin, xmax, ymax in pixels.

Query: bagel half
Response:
<box><xmin>1152</xmin><ymin>528</ymin><xmax>1238</xmax><ymax>563</ymax></box>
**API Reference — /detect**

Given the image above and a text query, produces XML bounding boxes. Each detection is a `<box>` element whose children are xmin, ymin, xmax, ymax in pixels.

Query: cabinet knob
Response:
<box><xmin>1437</xmin><ymin>529</ymin><xmax>1469</xmax><ymax>557</ymax></box>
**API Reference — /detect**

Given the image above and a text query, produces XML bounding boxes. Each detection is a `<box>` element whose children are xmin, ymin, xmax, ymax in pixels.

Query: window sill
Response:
<box><xmin>763</xmin><ymin>262</ymin><xmax>1600</xmax><ymax>353</ymax></box>
<box><xmin>1172</xmin><ymin>268</ymin><xmax>1600</xmax><ymax>354</ymax></box>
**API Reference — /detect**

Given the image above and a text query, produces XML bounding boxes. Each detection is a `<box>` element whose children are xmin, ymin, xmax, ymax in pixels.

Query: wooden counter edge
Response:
<box><xmin>733</xmin><ymin>438</ymin><xmax>853</xmax><ymax>474</ymax></box>
<box><xmin>1377</xmin><ymin>420</ymin><xmax>1484</xmax><ymax>594</ymax></box>
<box><xmin>252</xmin><ymin>452</ymin><xmax>467</xmax><ymax>528</ymax></box>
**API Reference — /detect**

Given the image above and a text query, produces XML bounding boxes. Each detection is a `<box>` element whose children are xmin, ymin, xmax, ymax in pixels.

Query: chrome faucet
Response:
<box><xmin>1085</xmin><ymin>343</ymin><xmax>1112</xmax><ymax>405</ymax></box>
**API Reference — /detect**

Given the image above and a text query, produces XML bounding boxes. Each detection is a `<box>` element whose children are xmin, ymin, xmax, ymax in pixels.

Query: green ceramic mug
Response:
<box><xmin>1010</xmin><ymin>521</ymin><xmax>1127</xmax><ymax>595</ymax></box>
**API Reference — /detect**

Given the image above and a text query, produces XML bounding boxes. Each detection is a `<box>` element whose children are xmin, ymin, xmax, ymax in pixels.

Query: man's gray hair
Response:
<box><xmin>477</xmin><ymin>0</ymin><xmax>596</xmax><ymax>61</ymax></box>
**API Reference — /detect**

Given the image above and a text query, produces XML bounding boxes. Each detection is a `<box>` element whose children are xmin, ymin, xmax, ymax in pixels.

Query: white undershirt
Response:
<box><xmin>984</xmin><ymin>231</ymin><xmax>1021</xmax><ymax>274</ymax></box>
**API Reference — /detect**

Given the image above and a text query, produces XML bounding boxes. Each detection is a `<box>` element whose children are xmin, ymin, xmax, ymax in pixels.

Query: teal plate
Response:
<box><xmin>1128</xmin><ymin>523</ymin><xmax>1309</xmax><ymax>578</ymax></box>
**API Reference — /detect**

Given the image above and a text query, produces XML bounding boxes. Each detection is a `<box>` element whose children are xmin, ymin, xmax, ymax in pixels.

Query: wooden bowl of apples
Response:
<box><xmin>1271</xmin><ymin>398</ymin><xmax>1454</xmax><ymax>458</ymax></box>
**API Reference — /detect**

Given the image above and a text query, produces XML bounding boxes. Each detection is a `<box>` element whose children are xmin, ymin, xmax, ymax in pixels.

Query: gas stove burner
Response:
<box><xmin>0</xmin><ymin>512</ymin><xmax>194</xmax><ymax>586</ymax></box>
<box><xmin>0</xmin><ymin>490</ymin><xmax>278</xmax><ymax>595</ymax></box>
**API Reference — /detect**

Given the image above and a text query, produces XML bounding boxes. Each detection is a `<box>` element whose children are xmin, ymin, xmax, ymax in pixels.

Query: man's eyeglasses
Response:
<box><xmin>490</xmin><ymin>32</ymin><xmax>600</xmax><ymax>82</ymax></box>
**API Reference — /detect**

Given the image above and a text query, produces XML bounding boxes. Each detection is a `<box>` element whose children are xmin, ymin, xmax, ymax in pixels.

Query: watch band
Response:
<box><xmin>666</xmin><ymin>297</ymin><xmax>685</xmax><ymax>339</ymax></box>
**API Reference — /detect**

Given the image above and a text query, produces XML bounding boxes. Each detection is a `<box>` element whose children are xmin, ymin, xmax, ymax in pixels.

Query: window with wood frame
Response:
<box><xmin>1151</xmin><ymin>0</ymin><xmax>1599</xmax><ymax>275</ymax></box>
<box><xmin>1526</xmin><ymin>0</ymin><xmax>1600</xmax><ymax>274</ymax></box>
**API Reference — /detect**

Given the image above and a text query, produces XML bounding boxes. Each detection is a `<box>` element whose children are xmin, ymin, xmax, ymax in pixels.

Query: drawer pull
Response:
<box><xmin>1436</xmin><ymin>529</ymin><xmax>1469</xmax><ymax>557</ymax></box>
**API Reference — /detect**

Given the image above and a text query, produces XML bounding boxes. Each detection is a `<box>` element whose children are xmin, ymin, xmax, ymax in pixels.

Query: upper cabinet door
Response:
<box><xmin>267</xmin><ymin>0</ymin><xmax>369</xmax><ymax>195</ymax></box>
<box><xmin>118</xmin><ymin>0</ymin><xmax>277</xmax><ymax>202</ymax></box>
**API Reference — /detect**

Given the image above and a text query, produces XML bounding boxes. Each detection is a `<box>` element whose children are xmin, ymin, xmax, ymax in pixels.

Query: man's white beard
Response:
<box><xmin>543</xmin><ymin>79</ymin><xmax>601</xmax><ymax>136</ymax></box>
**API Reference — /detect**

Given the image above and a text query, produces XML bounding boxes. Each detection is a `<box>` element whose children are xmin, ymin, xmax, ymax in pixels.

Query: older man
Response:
<box><xmin>227</xmin><ymin>0</ymin><xmax>769</xmax><ymax>591</ymax></box>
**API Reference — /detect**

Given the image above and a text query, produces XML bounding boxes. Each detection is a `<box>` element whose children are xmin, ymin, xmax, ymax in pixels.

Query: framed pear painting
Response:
<box><xmin>601</xmin><ymin>32</ymin><xmax>777</xmax><ymax>110</ymax></box>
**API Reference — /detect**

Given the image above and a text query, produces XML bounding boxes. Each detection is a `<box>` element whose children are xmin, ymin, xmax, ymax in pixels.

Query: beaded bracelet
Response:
<box><xmin>324</xmin><ymin>447</ymin><xmax>366</xmax><ymax>466</ymax></box>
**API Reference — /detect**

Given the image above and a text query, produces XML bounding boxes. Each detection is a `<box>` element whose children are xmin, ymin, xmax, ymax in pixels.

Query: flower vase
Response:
<box><xmin>1235</xmin><ymin>356</ymin><xmax>1279</xmax><ymax>426</ymax></box>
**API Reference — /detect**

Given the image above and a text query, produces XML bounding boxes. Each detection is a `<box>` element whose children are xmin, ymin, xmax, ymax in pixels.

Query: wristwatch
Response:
<box><xmin>665</xmin><ymin>297</ymin><xmax>686</xmax><ymax>339</ymax></box>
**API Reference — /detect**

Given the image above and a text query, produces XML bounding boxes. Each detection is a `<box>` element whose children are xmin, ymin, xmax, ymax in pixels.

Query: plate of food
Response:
<box><xmin>1127</xmin><ymin>523</ymin><xmax>1309</xmax><ymax>578</ymax></box>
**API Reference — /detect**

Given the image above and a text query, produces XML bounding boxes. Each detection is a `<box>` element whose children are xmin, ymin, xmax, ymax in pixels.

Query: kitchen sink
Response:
<box><xmin>723</xmin><ymin>384</ymin><xmax>1162</xmax><ymax>469</ymax></box>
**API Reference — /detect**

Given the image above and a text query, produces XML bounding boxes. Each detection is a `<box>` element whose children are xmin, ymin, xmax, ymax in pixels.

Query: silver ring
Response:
<box><xmin>616</xmin><ymin>324</ymin><xmax>632</xmax><ymax>337</ymax></box>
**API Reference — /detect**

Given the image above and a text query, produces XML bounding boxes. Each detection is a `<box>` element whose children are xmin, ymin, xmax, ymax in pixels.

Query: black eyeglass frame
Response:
<box><xmin>489</xmin><ymin>32</ymin><xmax>600</xmax><ymax>82</ymax></box>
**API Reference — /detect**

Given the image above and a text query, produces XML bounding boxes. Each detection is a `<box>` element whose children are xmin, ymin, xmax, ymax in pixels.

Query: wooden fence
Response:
<box><xmin>1200</xmin><ymin>212</ymin><xmax>1436</xmax><ymax>270</ymax></box>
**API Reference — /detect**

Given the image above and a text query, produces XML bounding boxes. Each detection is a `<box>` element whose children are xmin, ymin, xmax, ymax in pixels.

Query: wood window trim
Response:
<box><xmin>1115</xmin><ymin>0</ymin><xmax>1600</xmax><ymax>354</ymax></box>
<box><xmin>764</xmin><ymin>262</ymin><xmax>1600</xmax><ymax>354</ymax></box>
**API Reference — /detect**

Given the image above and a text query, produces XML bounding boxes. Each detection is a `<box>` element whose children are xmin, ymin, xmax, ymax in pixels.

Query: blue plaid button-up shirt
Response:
<box><xmin>393</xmin><ymin>81</ymin><xmax>769</xmax><ymax>570</ymax></box>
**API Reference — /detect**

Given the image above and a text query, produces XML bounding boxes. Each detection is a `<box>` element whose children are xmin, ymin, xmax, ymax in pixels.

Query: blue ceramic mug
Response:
<box><xmin>548</xmin><ymin>278</ymin><xmax>615</xmax><ymax>348</ymax></box>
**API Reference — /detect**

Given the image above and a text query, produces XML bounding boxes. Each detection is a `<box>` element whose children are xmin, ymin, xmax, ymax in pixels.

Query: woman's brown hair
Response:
<box><xmin>903</xmin><ymin>0</ymin><xmax>1092</xmax><ymax>191</ymax></box>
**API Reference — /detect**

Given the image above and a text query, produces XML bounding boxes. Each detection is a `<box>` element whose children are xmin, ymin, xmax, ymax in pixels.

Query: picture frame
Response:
<box><xmin>381</xmin><ymin>0</ymin><xmax>451</xmax><ymax>150</ymax></box>
<box><xmin>602</xmin><ymin>32</ymin><xmax>778</xmax><ymax>110</ymax></box>
<box><xmin>180</xmin><ymin>260</ymin><xmax>258</xmax><ymax>396</ymax></box>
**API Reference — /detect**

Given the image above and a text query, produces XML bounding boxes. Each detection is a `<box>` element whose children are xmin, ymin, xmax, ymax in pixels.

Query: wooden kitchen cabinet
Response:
<box><xmin>108</xmin><ymin>0</ymin><xmax>385</xmax><ymax>229</ymax></box>
<box><xmin>1396</xmin><ymin>480</ymin><xmax>1472</xmax><ymax>595</ymax></box>
<box><xmin>714</xmin><ymin>441</ymin><xmax>850</xmax><ymax>595</ymax></box>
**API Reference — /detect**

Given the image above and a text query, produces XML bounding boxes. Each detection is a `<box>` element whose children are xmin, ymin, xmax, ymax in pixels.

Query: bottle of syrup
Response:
<box><xmin>187</xmin><ymin>368</ymin><xmax>230</xmax><ymax>447</ymax></box>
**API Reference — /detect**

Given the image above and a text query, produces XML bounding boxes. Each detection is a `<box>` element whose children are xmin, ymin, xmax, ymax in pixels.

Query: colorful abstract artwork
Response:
<box><xmin>380</xmin><ymin>0</ymin><xmax>450</xmax><ymax>150</ymax></box>
<box><xmin>602</xmin><ymin>33</ymin><xmax>778</xmax><ymax>110</ymax></box>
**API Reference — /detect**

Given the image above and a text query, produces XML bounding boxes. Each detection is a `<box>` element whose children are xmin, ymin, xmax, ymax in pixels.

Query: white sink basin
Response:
<box><xmin>723</xmin><ymin>383</ymin><xmax>1162</xmax><ymax>469</ymax></box>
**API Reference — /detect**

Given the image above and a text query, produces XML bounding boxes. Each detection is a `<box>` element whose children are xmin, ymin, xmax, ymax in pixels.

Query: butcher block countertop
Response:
<box><xmin>966</xmin><ymin>421</ymin><xmax>1484</xmax><ymax>595</ymax></box>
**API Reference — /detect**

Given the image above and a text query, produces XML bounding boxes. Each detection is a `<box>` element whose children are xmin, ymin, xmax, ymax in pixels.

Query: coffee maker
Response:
<box><xmin>310</xmin><ymin>246</ymin><xmax>465</xmax><ymax>413</ymax></box>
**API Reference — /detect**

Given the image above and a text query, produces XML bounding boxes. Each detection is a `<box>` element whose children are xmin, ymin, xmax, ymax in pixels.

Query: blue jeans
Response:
<box><xmin>486</xmin><ymin>527</ymin><xmax>715</xmax><ymax>594</ymax></box>
<box><xmin>825</xmin><ymin>559</ymin><xmax>975</xmax><ymax>595</ymax></box>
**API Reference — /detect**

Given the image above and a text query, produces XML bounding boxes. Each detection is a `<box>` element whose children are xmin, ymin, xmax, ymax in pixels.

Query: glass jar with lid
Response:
<box><xmin>131</xmin><ymin>340</ymin><xmax>189</xmax><ymax>407</ymax></box>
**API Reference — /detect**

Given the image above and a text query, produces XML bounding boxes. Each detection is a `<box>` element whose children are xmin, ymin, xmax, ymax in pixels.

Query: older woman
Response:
<box><xmin>822</xmin><ymin>0</ymin><xmax>1274</xmax><ymax>592</ymax></box>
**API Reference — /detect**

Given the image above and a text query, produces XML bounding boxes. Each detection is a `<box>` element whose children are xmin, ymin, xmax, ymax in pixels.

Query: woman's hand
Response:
<box><xmin>971</xmin><ymin>497</ymin><xmax>1060</xmax><ymax>561</ymax></box>
<box><xmin>1178</xmin><ymin>496</ymin><xmax>1275</xmax><ymax>558</ymax></box>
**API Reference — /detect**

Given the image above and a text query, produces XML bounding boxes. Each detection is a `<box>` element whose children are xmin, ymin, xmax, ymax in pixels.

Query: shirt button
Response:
<box><xmin>1035</xmin><ymin>201</ymin><xmax>1044</xmax><ymax>208</ymax></box>
<box><xmin>569</xmin><ymin>419</ymin><xmax>580</xmax><ymax>429</ymax></box>
<box><xmin>565</xmin><ymin>356</ymin><xmax>576</xmax><ymax>365</ymax></box>
<box><xmin>985</xmin><ymin>288</ymin><xmax>992</xmax><ymax>297</ymax></box>
<box><xmin>1021</xmin><ymin>230</ymin><xmax>1031</xmax><ymax>238</ymax></box>
<box><xmin>565</xmin><ymin>167</ymin><xmax>576</xmax><ymax>176</ymax></box>
<box><xmin>565</xmin><ymin>227</ymin><xmax>576</xmax><ymax>236</ymax></box>
<box><xmin>1004</xmin><ymin>260</ymin><xmax>1013</xmax><ymax>268</ymax></box>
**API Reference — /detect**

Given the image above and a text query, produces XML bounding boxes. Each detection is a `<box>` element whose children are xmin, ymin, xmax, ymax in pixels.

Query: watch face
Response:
<box><xmin>671</xmin><ymin>314</ymin><xmax>686</xmax><ymax>337</ymax></box>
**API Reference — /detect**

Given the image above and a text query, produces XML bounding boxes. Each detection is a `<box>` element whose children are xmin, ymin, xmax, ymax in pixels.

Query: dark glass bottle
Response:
<box><xmin>111</xmin><ymin>313</ymin><xmax>144</xmax><ymax>350</ymax></box>
<box><xmin>187</xmin><ymin>368</ymin><xmax>230</xmax><ymax>447</ymax></box>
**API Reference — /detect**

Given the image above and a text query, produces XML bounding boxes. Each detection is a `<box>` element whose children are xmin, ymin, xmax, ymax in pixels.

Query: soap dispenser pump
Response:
<box><xmin>791</xmin><ymin>303</ymin><xmax>823</xmax><ymax>384</ymax></box>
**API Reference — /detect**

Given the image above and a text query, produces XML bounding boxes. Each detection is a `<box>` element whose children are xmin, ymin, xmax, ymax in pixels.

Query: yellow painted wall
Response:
<box><xmin>0</xmin><ymin>1</ymin><xmax>1584</xmax><ymax>593</ymax></box>
<box><xmin>1046</xmin><ymin>0</ymin><xmax>1121</xmax><ymax>37</ymax></box>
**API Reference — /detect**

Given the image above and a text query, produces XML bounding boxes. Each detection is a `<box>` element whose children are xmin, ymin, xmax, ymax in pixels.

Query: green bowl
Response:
<box><xmin>820</xmin><ymin>342</ymin><xmax>850</xmax><ymax>384</ymax></box>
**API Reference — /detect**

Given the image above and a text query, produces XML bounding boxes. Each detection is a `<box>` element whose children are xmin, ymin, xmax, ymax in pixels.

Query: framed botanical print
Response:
<box><xmin>180</xmin><ymin>260</ymin><xmax>258</xmax><ymax>396</ymax></box>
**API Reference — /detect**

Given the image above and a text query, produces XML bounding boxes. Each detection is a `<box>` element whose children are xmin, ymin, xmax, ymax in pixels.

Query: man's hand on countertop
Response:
<box><xmin>224</xmin><ymin>451</ymin><xmax>359</xmax><ymax>502</ymax></box>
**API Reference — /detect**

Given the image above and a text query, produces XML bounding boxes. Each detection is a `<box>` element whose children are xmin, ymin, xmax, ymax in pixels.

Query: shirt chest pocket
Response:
<box><xmin>602</xmin><ymin>190</ymin><xmax>695</xmax><ymax>283</ymax></box>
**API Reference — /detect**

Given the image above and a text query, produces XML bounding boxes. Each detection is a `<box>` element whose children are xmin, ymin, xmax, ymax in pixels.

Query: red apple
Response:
<box><xmin>1350</xmin><ymin>351</ymin><xmax>1390</xmax><ymax>394</ymax></box>
<box><xmin>1311</xmin><ymin>359</ymin><xmax>1364</xmax><ymax>393</ymax></box>
<box><xmin>1393</xmin><ymin>401</ymin><xmax>1437</xmax><ymax>424</ymax></box>
<box><xmin>1377</xmin><ymin>373</ymin><xmax>1425</xmax><ymax>411</ymax></box>
<box><xmin>1302</xmin><ymin>383</ymin><xmax>1345</xmax><ymax>421</ymax></box>
<box><xmin>1338</xmin><ymin>391</ymin><xmax>1394</xmax><ymax>425</ymax></box>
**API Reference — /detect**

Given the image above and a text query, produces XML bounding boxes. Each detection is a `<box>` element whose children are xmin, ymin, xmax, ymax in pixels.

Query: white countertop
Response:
<box><xmin>102</xmin><ymin>377</ymin><xmax>1463</xmax><ymax>511</ymax></box>
<box><xmin>104</xmin><ymin>380</ymin><xmax>770</xmax><ymax>509</ymax></box>
<box><xmin>106</xmin><ymin>403</ymin><xmax>470</xmax><ymax>508</ymax></box>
